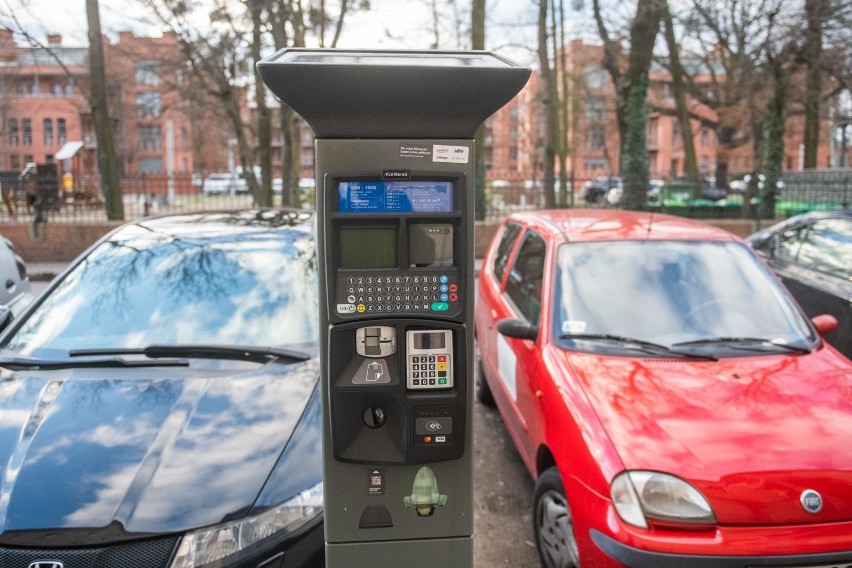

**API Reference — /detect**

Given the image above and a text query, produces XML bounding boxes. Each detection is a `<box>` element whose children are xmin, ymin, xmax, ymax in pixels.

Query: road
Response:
<box><xmin>473</xmin><ymin>389</ymin><xmax>540</xmax><ymax>567</ymax></box>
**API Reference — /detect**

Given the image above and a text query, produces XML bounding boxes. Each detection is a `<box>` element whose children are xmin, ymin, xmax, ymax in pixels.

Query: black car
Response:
<box><xmin>748</xmin><ymin>209</ymin><xmax>851</xmax><ymax>359</ymax></box>
<box><xmin>0</xmin><ymin>210</ymin><xmax>324</xmax><ymax>568</ymax></box>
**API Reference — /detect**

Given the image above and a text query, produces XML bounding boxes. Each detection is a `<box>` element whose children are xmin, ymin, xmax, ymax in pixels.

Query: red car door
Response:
<box><xmin>481</xmin><ymin>225</ymin><xmax>548</xmax><ymax>472</ymax></box>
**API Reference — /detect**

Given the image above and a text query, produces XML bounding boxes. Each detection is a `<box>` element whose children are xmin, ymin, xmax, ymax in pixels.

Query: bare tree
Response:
<box><xmin>472</xmin><ymin>0</ymin><xmax>486</xmax><ymax>220</ymax></box>
<box><xmin>87</xmin><ymin>0</ymin><xmax>124</xmax><ymax>220</ymax></box>
<box><xmin>537</xmin><ymin>0</ymin><xmax>557</xmax><ymax>209</ymax></box>
<box><xmin>662</xmin><ymin>0</ymin><xmax>700</xmax><ymax>193</ymax></box>
<box><xmin>593</xmin><ymin>0</ymin><xmax>665</xmax><ymax>211</ymax></box>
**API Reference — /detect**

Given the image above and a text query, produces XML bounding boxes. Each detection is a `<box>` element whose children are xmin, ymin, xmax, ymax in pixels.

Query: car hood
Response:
<box><xmin>560</xmin><ymin>348</ymin><xmax>852</xmax><ymax>525</ymax></box>
<box><xmin>0</xmin><ymin>358</ymin><xmax>319</xmax><ymax>540</ymax></box>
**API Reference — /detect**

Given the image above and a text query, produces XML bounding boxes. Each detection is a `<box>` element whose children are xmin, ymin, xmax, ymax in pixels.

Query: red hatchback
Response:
<box><xmin>475</xmin><ymin>210</ymin><xmax>852</xmax><ymax>568</ymax></box>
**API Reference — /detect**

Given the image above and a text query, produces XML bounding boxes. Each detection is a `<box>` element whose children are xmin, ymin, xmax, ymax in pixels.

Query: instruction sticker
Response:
<box><xmin>561</xmin><ymin>320</ymin><xmax>587</xmax><ymax>334</ymax></box>
<box><xmin>399</xmin><ymin>144</ymin><xmax>431</xmax><ymax>160</ymax></box>
<box><xmin>432</xmin><ymin>144</ymin><xmax>469</xmax><ymax>164</ymax></box>
<box><xmin>369</xmin><ymin>468</ymin><xmax>385</xmax><ymax>496</ymax></box>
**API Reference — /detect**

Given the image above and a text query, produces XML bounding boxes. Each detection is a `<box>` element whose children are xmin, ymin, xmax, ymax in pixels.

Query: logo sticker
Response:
<box><xmin>432</xmin><ymin>144</ymin><xmax>469</xmax><ymax>164</ymax></box>
<box><xmin>800</xmin><ymin>489</ymin><xmax>823</xmax><ymax>514</ymax></box>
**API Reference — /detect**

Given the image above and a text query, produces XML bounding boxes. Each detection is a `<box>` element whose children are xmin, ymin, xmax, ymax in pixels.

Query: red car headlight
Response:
<box><xmin>611</xmin><ymin>471</ymin><xmax>716</xmax><ymax>529</ymax></box>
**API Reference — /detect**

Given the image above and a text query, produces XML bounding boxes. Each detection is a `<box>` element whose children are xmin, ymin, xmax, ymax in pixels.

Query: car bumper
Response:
<box><xmin>592</xmin><ymin>529</ymin><xmax>852</xmax><ymax>568</ymax></box>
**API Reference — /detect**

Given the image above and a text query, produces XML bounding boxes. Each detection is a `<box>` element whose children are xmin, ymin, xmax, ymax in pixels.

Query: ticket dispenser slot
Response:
<box><xmin>257</xmin><ymin>47</ymin><xmax>530</xmax><ymax>568</ymax></box>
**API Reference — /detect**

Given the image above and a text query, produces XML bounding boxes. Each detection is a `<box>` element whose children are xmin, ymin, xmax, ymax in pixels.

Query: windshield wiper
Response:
<box><xmin>0</xmin><ymin>356</ymin><xmax>189</xmax><ymax>371</ymax></box>
<box><xmin>672</xmin><ymin>337</ymin><xmax>811</xmax><ymax>354</ymax></box>
<box><xmin>558</xmin><ymin>333</ymin><xmax>718</xmax><ymax>361</ymax></box>
<box><xmin>69</xmin><ymin>344</ymin><xmax>312</xmax><ymax>364</ymax></box>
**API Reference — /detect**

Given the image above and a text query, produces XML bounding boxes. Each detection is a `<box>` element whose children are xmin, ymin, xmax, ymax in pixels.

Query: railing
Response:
<box><xmin>1</xmin><ymin>171</ymin><xmax>848</xmax><ymax>227</ymax></box>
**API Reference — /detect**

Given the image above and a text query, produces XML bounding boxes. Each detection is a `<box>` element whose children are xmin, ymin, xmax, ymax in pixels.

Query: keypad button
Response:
<box><xmin>440</xmin><ymin>293</ymin><xmax>449</xmax><ymax>301</ymax></box>
<box><xmin>450</xmin><ymin>293</ymin><xmax>458</xmax><ymax>302</ymax></box>
<box><xmin>440</xmin><ymin>284</ymin><xmax>448</xmax><ymax>292</ymax></box>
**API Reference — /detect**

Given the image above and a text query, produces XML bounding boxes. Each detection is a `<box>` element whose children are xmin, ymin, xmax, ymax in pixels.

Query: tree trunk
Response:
<box><xmin>251</xmin><ymin>0</ymin><xmax>272</xmax><ymax>207</ymax></box>
<box><xmin>537</xmin><ymin>0</ymin><xmax>557</xmax><ymax>209</ymax></box>
<box><xmin>803</xmin><ymin>0</ymin><xmax>826</xmax><ymax>169</ymax></box>
<box><xmin>663</xmin><ymin>1</ymin><xmax>699</xmax><ymax>192</ymax></box>
<box><xmin>472</xmin><ymin>0</ymin><xmax>486</xmax><ymax>220</ymax></box>
<box><xmin>619</xmin><ymin>0</ymin><xmax>664</xmax><ymax>211</ymax></box>
<box><xmin>761</xmin><ymin>59</ymin><xmax>786</xmax><ymax>220</ymax></box>
<box><xmin>554</xmin><ymin>0</ymin><xmax>569</xmax><ymax>208</ymax></box>
<box><xmin>86</xmin><ymin>0</ymin><xmax>124</xmax><ymax>220</ymax></box>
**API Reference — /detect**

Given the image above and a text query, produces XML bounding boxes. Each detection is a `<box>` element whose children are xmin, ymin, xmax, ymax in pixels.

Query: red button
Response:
<box><xmin>449</xmin><ymin>293</ymin><xmax>458</xmax><ymax>302</ymax></box>
<box><xmin>449</xmin><ymin>284</ymin><xmax>458</xmax><ymax>292</ymax></box>
<box><xmin>438</xmin><ymin>355</ymin><xmax>447</xmax><ymax>362</ymax></box>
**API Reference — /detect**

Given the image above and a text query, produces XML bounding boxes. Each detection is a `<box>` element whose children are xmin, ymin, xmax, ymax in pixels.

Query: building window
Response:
<box><xmin>509</xmin><ymin>146</ymin><xmax>518</xmax><ymax>161</ymax></box>
<box><xmin>139</xmin><ymin>158</ymin><xmax>164</xmax><ymax>172</ymax></box>
<box><xmin>672</xmin><ymin>121</ymin><xmax>683</xmax><ymax>148</ymax></box>
<box><xmin>135</xmin><ymin>60</ymin><xmax>160</xmax><ymax>86</ymax></box>
<box><xmin>586</xmin><ymin>66</ymin><xmax>606</xmax><ymax>90</ymax></box>
<box><xmin>8</xmin><ymin>118</ymin><xmax>18</xmax><ymax>146</ymax></box>
<box><xmin>585</xmin><ymin>99</ymin><xmax>605</xmax><ymax>122</ymax></box>
<box><xmin>22</xmin><ymin>119</ymin><xmax>32</xmax><ymax>145</ymax></box>
<box><xmin>136</xmin><ymin>92</ymin><xmax>162</xmax><ymax>118</ymax></box>
<box><xmin>57</xmin><ymin>118</ymin><xmax>67</xmax><ymax>145</ymax></box>
<box><xmin>584</xmin><ymin>158</ymin><xmax>607</xmax><ymax>172</ymax></box>
<box><xmin>24</xmin><ymin>154</ymin><xmax>33</xmax><ymax>165</ymax></box>
<box><xmin>585</xmin><ymin>126</ymin><xmax>605</xmax><ymax>150</ymax></box>
<box><xmin>700</xmin><ymin>127</ymin><xmax>711</xmax><ymax>147</ymax></box>
<box><xmin>138</xmin><ymin>125</ymin><xmax>162</xmax><ymax>151</ymax></box>
<box><xmin>43</xmin><ymin>118</ymin><xmax>54</xmax><ymax>146</ymax></box>
<box><xmin>301</xmin><ymin>147</ymin><xmax>314</xmax><ymax>166</ymax></box>
<box><xmin>10</xmin><ymin>154</ymin><xmax>19</xmax><ymax>170</ymax></box>
<box><xmin>16</xmin><ymin>81</ymin><xmax>28</xmax><ymax>95</ymax></box>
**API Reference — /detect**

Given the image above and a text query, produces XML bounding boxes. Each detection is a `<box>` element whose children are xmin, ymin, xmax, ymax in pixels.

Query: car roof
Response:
<box><xmin>105</xmin><ymin>209</ymin><xmax>314</xmax><ymax>242</ymax></box>
<box><xmin>505</xmin><ymin>209</ymin><xmax>742</xmax><ymax>244</ymax></box>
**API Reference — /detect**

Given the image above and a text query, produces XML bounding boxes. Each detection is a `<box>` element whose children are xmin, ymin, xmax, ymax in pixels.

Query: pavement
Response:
<box><xmin>28</xmin><ymin>261</ymin><xmax>69</xmax><ymax>282</ymax></box>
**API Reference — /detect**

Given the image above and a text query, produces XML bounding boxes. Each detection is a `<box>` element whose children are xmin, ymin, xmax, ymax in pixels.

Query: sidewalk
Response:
<box><xmin>28</xmin><ymin>261</ymin><xmax>69</xmax><ymax>282</ymax></box>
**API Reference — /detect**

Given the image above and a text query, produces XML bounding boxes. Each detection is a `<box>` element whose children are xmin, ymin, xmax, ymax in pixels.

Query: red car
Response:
<box><xmin>475</xmin><ymin>209</ymin><xmax>852</xmax><ymax>568</ymax></box>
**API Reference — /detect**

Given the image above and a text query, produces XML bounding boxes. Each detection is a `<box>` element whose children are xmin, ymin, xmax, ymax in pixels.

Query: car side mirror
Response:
<box><xmin>497</xmin><ymin>318</ymin><xmax>538</xmax><ymax>341</ymax></box>
<box><xmin>811</xmin><ymin>314</ymin><xmax>838</xmax><ymax>335</ymax></box>
<box><xmin>0</xmin><ymin>306</ymin><xmax>12</xmax><ymax>334</ymax></box>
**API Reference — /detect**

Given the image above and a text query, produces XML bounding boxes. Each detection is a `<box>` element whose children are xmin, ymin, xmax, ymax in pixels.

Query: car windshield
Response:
<box><xmin>3</xmin><ymin>213</ymin><xmax>318</xmax><ymax>359</ymax></box>
<box><xmin>554</xmin><ymin>240</ymin><xmax>816</xmax><ymax>353</ymax></box>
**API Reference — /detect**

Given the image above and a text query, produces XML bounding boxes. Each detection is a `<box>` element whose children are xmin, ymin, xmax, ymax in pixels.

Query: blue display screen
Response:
<box><xmin>338</xmin><ymin>181</ymin><xmax>453</xmax><ymax>213</ymax></box>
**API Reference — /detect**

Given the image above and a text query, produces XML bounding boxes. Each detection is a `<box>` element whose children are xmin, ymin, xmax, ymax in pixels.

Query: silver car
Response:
<box><xmin>0</xmin><ymin>236</ymin><xmax>31</xmax><ymax>322</ymax></box>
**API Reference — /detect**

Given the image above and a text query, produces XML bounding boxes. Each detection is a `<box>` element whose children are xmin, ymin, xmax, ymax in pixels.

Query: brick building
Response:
<box><xmin>0</xmin><ymin>29</ymin><xmax>227</xmax><ymax>190</ymax></box>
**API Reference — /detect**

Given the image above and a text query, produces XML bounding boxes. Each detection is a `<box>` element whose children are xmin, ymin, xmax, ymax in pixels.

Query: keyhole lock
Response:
<box><xmin>363</xmin><ymin>406</ymin><xmax>386</xmax><ymax>429</ymax></box>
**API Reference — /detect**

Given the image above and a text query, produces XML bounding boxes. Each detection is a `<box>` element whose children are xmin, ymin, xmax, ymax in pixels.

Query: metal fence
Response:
<box><xmin>0</xmin><ymin>172</ymin><xmax>312</xmax><ymax>225</ymax></box>
<box><xmin>1</xmin><ymin>171</ymin><xmax>849</xmax><ymax>227</ymax></box>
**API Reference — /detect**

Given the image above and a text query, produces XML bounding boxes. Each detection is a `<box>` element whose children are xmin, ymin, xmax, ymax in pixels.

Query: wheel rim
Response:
<box><xmin>536</xmin><ymin>489</ymin><xmax>580</xmax><ymax>568</ymax></box>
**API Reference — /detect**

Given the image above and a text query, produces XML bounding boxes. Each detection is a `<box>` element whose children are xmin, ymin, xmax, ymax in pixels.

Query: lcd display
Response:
<box><xmin>413</xmin><ymin>332</ymin><xmax>446</xmax><ymax>350</ymax></box>
<box><xmin>410</xmin><ymin>224</ymin><xmax>453</xmax><ymax>267</ymax></box>
<box><xmin>339</xmin><ymin>227</ymin><xmax>398</xmax><ymax>269</ymax></box>
<box><xmin>338</xmin><ymin>181</ymin><xmax>453</xmax><ymax>213</ymax></box>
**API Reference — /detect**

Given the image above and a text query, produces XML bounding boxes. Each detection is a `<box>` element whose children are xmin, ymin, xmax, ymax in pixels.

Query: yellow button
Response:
<box><xmin>437</xmin><ymin>363</ymin><xmax>447</xmax><ymax>371</ymax></box>
<box><xmin>357</xmin><ymin>304</ymin><xmax>366</xmax><ymax>313</ymax></box>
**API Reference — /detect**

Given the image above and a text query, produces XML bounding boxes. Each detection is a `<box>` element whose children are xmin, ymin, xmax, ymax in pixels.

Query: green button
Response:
<box><xmin>431</xmin><ymin>302</ymin><xmax>449</xmax><ymax>311</ymax></box>
<box><xmin>438</xmin><ymin>378</ymin><xmax>447</xmax><ymax>385</ymax></box>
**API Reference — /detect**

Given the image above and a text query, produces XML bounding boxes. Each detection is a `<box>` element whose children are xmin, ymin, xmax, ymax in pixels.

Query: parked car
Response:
<box><xmin>579</xmin><ymin>176</ymin><xmax>621</xmax><ymax>203</ymax></box>
<box><xmin>0</xmin><ymin>236</ymin><xmax>32</xmax><ymax>317</ymax></box>
<box><xmin>605</xmin><ymin>179</ymin><xmax>664</xmax><ymax>205</ymax></box>
<box><xmin>476</xmin><ymin>209</ymin><xmax>851</xmax><ymax>568</ymax></box>
<box><xmin>0</xmin><ymin>210</ymin><xmax>324</xmax><ymax>568</ymax></box>
<box><xmin>748</xmin><ymin>209</ymin><xmax>851</xmax><ymax>359</ymax></box>
<box><xmin>201</xmin><ymin>172</ymin><xmax>237</xmax><ymax>195</ymax></box>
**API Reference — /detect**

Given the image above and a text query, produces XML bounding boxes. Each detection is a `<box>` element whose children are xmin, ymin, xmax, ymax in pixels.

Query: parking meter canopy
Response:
<box><xmin>256</xmin><ymin>48</ymin><xmax>531</xmax><ymax>139</ymax></box>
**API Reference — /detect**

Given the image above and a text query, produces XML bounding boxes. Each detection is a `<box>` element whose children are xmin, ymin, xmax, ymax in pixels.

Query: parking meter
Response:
<box><xmin>258</xmin><ymin>49</ymin><xmax>529</xmax><ymax>568</ymax></box>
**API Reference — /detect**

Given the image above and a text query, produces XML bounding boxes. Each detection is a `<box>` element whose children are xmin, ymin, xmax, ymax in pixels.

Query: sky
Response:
<box><xmin>1</xmin><ymin>0</ymin><xmax>547</xmax><ymax>66</ymax></box>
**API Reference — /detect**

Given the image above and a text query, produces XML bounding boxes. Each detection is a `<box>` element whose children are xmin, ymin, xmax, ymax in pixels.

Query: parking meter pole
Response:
<box><xmin>257</xmin><ymin>49</ymin><xmax>529</xmax><ymax>568</ymax></box>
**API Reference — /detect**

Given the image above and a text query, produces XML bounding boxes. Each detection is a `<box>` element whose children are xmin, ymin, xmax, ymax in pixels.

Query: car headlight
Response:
<box><xmin>611</xmin><ymin>472</ymin><xmax>715</xmax><ymax>529</ymax></box>
<box><xmin>170</xmin><ymin>481</ymin><xmax>323</xmax><ymax>568</ymax></box>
